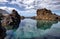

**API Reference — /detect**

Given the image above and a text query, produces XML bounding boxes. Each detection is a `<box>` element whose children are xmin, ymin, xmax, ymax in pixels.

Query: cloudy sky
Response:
<box><xmin>0</xmin><ymin>0</ymin><xmax>60</xmax><ymax>17</ymax></box>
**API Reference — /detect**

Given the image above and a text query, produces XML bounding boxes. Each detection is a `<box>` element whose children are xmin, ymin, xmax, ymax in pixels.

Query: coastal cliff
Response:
<box><xmin>35</xmin><ymin>8</ymin><xmax>60</xmax><ymax>21</ymax></box>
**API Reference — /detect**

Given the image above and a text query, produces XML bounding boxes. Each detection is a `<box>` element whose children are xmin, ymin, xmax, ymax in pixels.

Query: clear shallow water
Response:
<box><xmin>5</xmin><ymin>19</ymin><xmax>60</xmax><ymax>39</ymax></box>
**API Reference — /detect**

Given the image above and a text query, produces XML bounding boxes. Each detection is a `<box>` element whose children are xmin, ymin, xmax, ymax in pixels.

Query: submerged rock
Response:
<box><xmin>35</xmin><ymin>8</ymin><xmax>60</xmax><ymax>21</ymax></box>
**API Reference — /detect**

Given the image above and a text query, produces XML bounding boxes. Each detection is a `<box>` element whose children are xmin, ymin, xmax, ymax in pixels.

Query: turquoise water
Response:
<box><xmin>5</xmin><ymin>19</ymin><xmax>60</xmax><ymax>39</ymax></box>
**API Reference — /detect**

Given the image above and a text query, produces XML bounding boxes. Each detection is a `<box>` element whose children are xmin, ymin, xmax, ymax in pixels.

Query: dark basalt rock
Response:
<box><xmin>9</xmin><ymin>9</ymin><xmax>21</xmax><ymax>29</ymax></box>
<box><xmin>0</xmin><ymin>13</ymin><xmax>3</xmax><ymax>20</ymax></box>
<box><xmin>0</xmin><ymin>20</ymin><xmax>6</xmax><ymax>39</ymax></box>
<box><xmin>35</xmin><ymin>8</ymin><xmax>60</xmax><ymax>21</ymax></box>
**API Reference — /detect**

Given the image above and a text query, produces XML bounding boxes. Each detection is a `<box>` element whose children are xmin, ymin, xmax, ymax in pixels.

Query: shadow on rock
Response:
<box><xmin>0</xmin><ymin>20</ymin><xmax>6</xmax><ymax>39</ymax></box>
<box><xmin>9</xmin><ymin>9</ymin><xmax>21</xmax><ymax>29</ymax></box>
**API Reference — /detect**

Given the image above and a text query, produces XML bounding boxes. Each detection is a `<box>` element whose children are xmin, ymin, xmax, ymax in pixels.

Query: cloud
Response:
<box><xmin>0</xmin><ymin>0</ymin><xmax>8</xmax><ymax>2</ymax></box>
<box><xmin>0</xmin><ymin>6</ymin><xmax>36</xmax><ymax>16</ymax></box>
<box><xmin>0</xmin><ymin>6</ymin><xmax>18</xmax><ymax>13</ymax></box>
<box><xmin>0</xmin><ymin>0</ymin><xmax>60</xmax><ymax>16</ymax></box>
<box><xmin>0</xmin><ymin>0</ymin><xmax>60</xmax><ymax>10</ymax></box>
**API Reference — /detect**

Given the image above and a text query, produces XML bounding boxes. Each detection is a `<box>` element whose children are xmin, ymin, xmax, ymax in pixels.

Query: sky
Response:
<box><xmin>0</xmin><ymin>0</ymin><xmax>60</xmax><ymax>17</ymax></box>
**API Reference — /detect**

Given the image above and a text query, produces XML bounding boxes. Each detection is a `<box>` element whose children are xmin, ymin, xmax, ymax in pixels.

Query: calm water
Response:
<box><xmin>5</xmin><ymin>19</ymin><xmax>60</xmax><ymax>39</ymax></box>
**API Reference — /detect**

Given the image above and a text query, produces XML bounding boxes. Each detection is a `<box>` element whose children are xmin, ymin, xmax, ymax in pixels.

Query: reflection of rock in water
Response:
<box><xmin>0</xmin><ymin>20</ymin><xmax>6</xmax><ymax>39</ymax></box>
<box><xmin>36</xmin><ymin>20</ymin><xmax>58</xmax><ymax>30</ymax></box>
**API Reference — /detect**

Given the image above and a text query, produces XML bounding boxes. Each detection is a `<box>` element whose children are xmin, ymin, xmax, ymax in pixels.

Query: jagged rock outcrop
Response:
<box><xmin>0</xmin><ymin>9</ymin><xmax>21</xmax><ymax>29</ymax></box>
<box><xmin>9</xmin><ymin>9</ymin><xmax>21</xmax><ymax>29</ymax></box>
<box><xmin>36</xmin><ymin>8</ymin><xmax>60</xmax><ymax>21</ymax></box>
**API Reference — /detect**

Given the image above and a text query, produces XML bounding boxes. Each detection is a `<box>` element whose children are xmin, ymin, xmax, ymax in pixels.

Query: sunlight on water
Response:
<box><xmin>5</xmin><ymin>19</ymin><xmax>60</xmax><ymax>39</ymax></box>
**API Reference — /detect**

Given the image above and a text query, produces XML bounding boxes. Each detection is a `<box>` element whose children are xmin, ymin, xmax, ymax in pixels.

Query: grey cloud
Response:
<box><xmin>0</xmin><ymin>0</ymin><xmax>60</xmax><ymax>11</ymax></box>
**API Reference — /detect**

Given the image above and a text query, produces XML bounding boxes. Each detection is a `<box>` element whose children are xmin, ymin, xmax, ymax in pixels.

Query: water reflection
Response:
<box><xmin>5</xmin><ymin>19</ymin><xmax>60</xmax><ymax>39</ymax></box>
<box><xmin>37</xmin><ymin>20</ymin><xmax>58</xmax><ymax>30</ymax></box>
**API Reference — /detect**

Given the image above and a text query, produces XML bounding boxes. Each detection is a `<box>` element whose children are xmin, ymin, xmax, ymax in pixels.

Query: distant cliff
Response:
<box><xmin>35</xmin><ymin>8</ymin><xmax>60</xmax><ymax>21</ymax></box>
<box><xmin>0</xmin><ymin>9</ymin><xmax>9</xmax><ymax>14</ymax></box>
